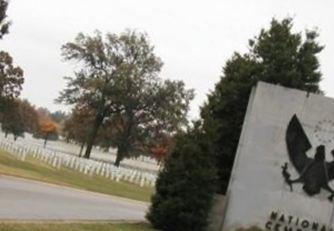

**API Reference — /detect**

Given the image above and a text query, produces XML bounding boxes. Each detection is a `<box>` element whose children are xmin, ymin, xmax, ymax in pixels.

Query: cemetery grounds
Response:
<box><xmin>0</xmin><ymin>132</ymin><xmax>159</xmax><ymax>230</ymax></box>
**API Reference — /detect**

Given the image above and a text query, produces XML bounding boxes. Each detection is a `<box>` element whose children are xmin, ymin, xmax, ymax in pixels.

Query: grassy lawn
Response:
<box><xmin>0</xmin><ymin>223</ymin><xmax>156</xmax><ymax>231</ymax></box>
<box><xmin>0</xmin><ymin>150</ymin><xmax>154</xmax><ymax>202</ymax></box>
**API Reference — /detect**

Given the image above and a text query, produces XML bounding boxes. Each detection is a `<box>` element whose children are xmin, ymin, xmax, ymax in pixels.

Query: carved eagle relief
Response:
<box><xmin>282</xmin><ymin>114</ymin><xmax>334</xmax><ymax>201</ymax></box>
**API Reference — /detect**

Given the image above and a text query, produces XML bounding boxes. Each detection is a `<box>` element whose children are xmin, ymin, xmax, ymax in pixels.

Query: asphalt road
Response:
<box><xmin>0</xmin><ymin>176</ymin><xmax>148</xmax><ymax>221</ymax></box>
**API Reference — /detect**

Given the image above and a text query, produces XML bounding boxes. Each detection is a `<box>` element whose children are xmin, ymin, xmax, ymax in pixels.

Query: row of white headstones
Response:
<box><xmin>0</xmin><ymin>139</ymin><xmax>158</xmax><ymax>187</ymax></box>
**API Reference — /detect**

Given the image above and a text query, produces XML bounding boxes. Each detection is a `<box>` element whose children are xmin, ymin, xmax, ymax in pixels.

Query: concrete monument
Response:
<box><xmin>223</xmin><ymin>82</ymin><xmax>334</xmax><ymax>231</ymax></box>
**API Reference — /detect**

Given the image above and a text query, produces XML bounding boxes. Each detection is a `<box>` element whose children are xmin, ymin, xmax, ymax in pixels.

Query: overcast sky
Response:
<box><xmin>1</xmin><ymin>0</ymin><xmax>333</xmax><ymax>119</ymax></box>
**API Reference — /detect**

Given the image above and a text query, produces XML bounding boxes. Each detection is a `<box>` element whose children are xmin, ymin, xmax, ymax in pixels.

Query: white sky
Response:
<box><xmin>1</xmin><ymin>0</ymin><xmax>333</xmax><ymax>119</ymax></box>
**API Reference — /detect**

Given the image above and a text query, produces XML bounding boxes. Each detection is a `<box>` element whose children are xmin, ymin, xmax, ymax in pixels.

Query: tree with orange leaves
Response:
<box><xmin>151</xmin><ymin>145</ymin><xmax>168</xmax><ymax>165</ymax></box>
<box><xmin>39</xmin><ymin>120</ymin><xmax>57</xmax><ymax>148</ymax></box>
<box><xmin>150</xmin><ymin>135</ymin><xmax>174</xmax><ymax>165</ymax></box>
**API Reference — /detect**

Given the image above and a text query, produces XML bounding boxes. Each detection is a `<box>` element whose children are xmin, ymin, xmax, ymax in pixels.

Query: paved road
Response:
<box><xmin>0</xmin><ymin>176</ymin><xmax>149</xmax><ymax>221</ymax></box>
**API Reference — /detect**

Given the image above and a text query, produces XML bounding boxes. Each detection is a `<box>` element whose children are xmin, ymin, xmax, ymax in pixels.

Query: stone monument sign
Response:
<box><xmin>223</xmin><ymin>82</ymin><xmax>334</xmax><ymax>231</ymax></box>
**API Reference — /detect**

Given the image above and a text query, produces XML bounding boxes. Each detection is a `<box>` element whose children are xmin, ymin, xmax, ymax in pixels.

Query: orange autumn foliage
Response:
<box><xmin>150</xmin><ymin>136</ymin><xmax>175</xmax><ymax>164</ymax></box>
<box><xmin>151</xmin><ymin>144</ymin><xmax>168</xmax><ymax>163</ymax></box>
<box><xmin>39</xmin><ymin>120</ymin><xmax>57</xmax><ymax>134</ymax></box>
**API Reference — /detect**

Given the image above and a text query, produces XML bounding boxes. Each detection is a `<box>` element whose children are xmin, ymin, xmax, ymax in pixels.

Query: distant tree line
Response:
<box><xmin>0</xmin><ymin>97</ymin><xmax>65</xmax><ymax>145</ymax></box>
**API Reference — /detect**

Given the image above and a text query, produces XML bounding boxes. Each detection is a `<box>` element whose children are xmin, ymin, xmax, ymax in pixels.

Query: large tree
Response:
<box><xmin>201</xmin><ymin>18</ymin><xmax>324</xmax><ymax>193</ymax></box>
<box><xmin>58</xmin><ymin>30</ymin><xmax>193</xmax><ymax>162</ymax></box>
<box><xmin>1</xmin><ymin>101</ymin><xmax>24</xmax><ymax>140</ymax></box>
<box><xmin>105</xmin><ymin>79</ymin><xmax>193</xmax><ymax>166</ymax></box>
<box><xmin>0</xmin><ymin>51</ymin><xmax>24</xmax><ymax>109</ymax></box>
<box><xmin>0</xmin><ymin>0</ymin><xmax>10</xmax><ymax>39</ymax></box>
<box><xmin>18</xmin><ymin>99</ymin><xmax>39</xmax><ymax>134</ymax></box>
<box><xmin>0</xmin><ymin>1</ymin><xmax>24</xmax><ymax>110</ymax></box>
<box><xmin>0</xmin><ymin>99</ymin><xmax>39</xmax><ymax>139</ymax></box>
<box><xmin>63</xmin><ymin>105</ymin><xmax>95</xmax><ymax>156</ymax></box>
<box><xmin>57</xmin><ymin>30</ymin><xmax>162</xmax><ymax>159</ymax></box>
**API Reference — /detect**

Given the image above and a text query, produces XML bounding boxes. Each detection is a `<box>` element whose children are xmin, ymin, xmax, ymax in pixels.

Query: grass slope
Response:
<box><xmin>0</xmin><ymin>223</ymin><xmax>156</xmax><ymax>231</ymax></box>
<box><xmin>0</xmin><ymin>150</ymin><xmax>154</xmax><ymax>202</ymax></box>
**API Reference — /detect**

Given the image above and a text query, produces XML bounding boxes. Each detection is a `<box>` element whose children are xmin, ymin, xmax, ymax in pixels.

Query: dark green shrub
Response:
<box><xmin>147</xmin><ymin>126</ymin><xmax>217</xmax><ymax>231</ymax></box>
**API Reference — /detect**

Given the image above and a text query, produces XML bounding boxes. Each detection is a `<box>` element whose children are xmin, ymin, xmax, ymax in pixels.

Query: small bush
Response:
<box><xmin>147</xmin><ymin>126</ymin><xmax>217</xmax><ymax>231</ymax></box>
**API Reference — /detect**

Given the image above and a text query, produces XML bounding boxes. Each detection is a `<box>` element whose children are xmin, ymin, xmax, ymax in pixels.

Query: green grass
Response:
<box><xmin>236</xmin><ymin>227</ymin><xmax>263</xmax><ymax>231</ymax></box>
<box><xmin>0</xmin><ymin>223</ymin><xmax>156</xmax><ymax>231</ymax></box>
<box><xmin>0</xmin><ymin>150</ymin><xmax>154</xmax><ymax>202</ymax></box>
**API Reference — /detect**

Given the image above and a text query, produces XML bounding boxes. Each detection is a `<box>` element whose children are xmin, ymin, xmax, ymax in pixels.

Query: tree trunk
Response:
<box><xmin>114</xmin><ymin>117</ymin><xmax>133</xmax><ymax>167</ymax></box>
<box><xmin>83</xmin><ymin>113</ymin><xmax>104</xmax><ymax>159</ymax></box>
<box><xmin>79</xmin><ymin>142</ymin><xmax>85</xmax><ymax>157</ymax></box>
<box><xmin>115</xmin><ymin>143</ymin><xmax>127</xmax><ymax>167</ymax></box>
<box><xmin>44</xmin><ymin>133</ymin><xmax>49</xmax><ymax>148</ymax></box>
<box><xmin>114</xmin><ymin>149</ymin><xmax>124</xmax><ymax>167</ymax></box>
<box><xmin>103</xmin><ymin>145</ymin><xmax>110</xmax><ymax>153</ymax></box>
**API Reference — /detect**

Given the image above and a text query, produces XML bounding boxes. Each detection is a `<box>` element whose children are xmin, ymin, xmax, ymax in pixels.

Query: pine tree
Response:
<box><xmin>201</xmin><ymin>17</ymin><xmax>324</xmax><ymax>194</ymax></box>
